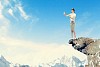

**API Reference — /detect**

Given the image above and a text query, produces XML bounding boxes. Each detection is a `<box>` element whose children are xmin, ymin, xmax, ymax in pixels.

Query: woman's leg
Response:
<box><xmin>71</xmin><ymin>21</ymin><xmax>76</xmax><ymax>39</ymax></box>
<box><xmin>73</xmin><ymin>31</ymin><xmax>76</xmax><ymax>39</ymax></box>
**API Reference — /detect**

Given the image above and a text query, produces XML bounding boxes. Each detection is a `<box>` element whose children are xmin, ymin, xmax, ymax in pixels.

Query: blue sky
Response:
<box><xmin>0</xmin><ymin>0</ymin><xmax>100</xmax><ymax>66</ymax></box>
<box><xmin>14</xmin><ymin>0</ymin><xmax>100</xmax><ymax>44</ymax></box>
<box><xmin>1</xmin><ymin>0</ymin><xmax>100</xmax><ymax>44</ymax></box>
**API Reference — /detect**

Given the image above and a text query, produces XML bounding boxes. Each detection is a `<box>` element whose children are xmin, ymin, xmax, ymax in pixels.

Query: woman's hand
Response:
<box><xmin>64</xmin><ymin>12</ymin><xmax>66</xmax><ymax>16</ymax></box>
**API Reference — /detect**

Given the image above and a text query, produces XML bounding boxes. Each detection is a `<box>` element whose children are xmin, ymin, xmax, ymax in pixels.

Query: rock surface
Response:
<box><xmin>69</xmin><ymin>37</ymin><xmax>100</xmax><ymax>67</ymax></box>
<box><xmin>69</xmin><ymin>37</ymin><xmax>100</xmax><ymax>55</ymax></box>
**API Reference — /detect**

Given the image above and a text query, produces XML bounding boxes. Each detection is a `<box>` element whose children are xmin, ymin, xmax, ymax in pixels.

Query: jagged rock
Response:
<box><xmin>69</xmin><ymin>37</ymin><xmax>100</xmax><ymax>67</ymax></box>
<box><xmin>69</xmin><ymin>37</ymin><xmax>100</xmax><ymax>55</ymax></box>
<box><xmin>38</xmin><ymin>55</ymin><xmax>86</xmax><ymax>67</ymax></box>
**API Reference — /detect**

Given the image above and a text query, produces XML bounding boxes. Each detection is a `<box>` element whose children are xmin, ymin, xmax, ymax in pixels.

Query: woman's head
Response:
<box><xmin>71</xmin><ymin>8</ymin><xmax>75</xmax><ymax>13</ymax></box>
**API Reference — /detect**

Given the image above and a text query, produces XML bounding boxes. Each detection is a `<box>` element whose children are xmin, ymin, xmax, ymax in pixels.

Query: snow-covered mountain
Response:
<box><xmin>0</xmin><ymin>44</ymin><xmax>87</xmax><ymax>67</ymax></box>
<box><xmin>37</xmin><ymin>45</ymin><xmax>87</xmax><ymax>67</ymax></box>
<box><xmin>38</xmin><ymin>55</ymin><xmax>86</xmax><ymax>67</ymax></box>
<box><xmin>0</xmin><ymin>55</ymin><xmax>10</xmax><ymax>67</ymax></box>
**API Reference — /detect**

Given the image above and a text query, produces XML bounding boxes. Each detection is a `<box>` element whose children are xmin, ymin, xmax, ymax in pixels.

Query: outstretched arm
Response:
<box><xmin>64</xmin><ymin>12</ymin><xmax>70</xmax><ymax>17</ymax></box>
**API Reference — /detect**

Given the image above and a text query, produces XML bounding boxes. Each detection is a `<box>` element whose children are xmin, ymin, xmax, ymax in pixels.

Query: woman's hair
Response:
<box><xmin>72</xmin><ymin>8</ymin><xmax>75</xmax><ymax>12</ymax></box>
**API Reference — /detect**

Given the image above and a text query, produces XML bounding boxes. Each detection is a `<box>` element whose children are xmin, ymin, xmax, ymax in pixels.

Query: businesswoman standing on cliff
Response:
<box><xmin>64</xmin><ymin>8</ymin><xmax>76</xmax><ymax>39</ymax></box>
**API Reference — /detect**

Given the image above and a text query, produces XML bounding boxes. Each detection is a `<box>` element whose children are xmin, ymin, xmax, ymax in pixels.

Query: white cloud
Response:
<box><xmin>0</xmin><ymin>0</ymin><xmax>39</xmax><ymax>36</ymax></box>
<box><xmin>1</xmin><ymin>0</ymin><xmax>36</xmax><ymax>22</ymax></box>
<box><xmin>8</xmin><ymin>9</ymin><xmax>13</xmax><ymax>16</ymax></box>
<box><xmin>8</xmin><ymin>0</ymin><xmax>30</xmax><ymax>20</ymax></box>
<box><xmin>0</xmin><ymin>37</ymin><xmax>87</xmax><ymax>66</ymax></box>
<box><xmin>3</xmin><ymin>0</ymin><xmax>10</xmax><ymax>6</ymax></box>
<box><xmin>8</xmin><ymin>8</ymin><xmax>19</xmax><ymax>21</ymax></box>
<box><xmin>0</xmin><ymin>1</ymin><xmax>3</xmax><ymax>15</ymax></box>
<box><xmin>17</xmin><ymin>5</ymin><xmax>29</xmax><ymax>20</ymax></box>
<box><xmin>0</xmin><ymin>14</ymin><xmax>10</xmax><ymax>37</ymax></box>
<box><xmin>0</xmin><ymin>1</ymin><xmax>12</xmax><ymax>38</ymax></box>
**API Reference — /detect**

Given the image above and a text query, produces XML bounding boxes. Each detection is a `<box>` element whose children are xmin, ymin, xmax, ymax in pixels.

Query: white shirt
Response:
<box><xmin>66</xmin><ymin>13</ymin><xmax>76</xmax><ymax>22</ymax></box>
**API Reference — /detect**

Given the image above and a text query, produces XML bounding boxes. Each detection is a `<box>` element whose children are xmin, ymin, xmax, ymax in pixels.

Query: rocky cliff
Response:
<box><xmin>69</xmin><ymin>37</ymin><xmax>100</xmax><ymax>67</ymax></box>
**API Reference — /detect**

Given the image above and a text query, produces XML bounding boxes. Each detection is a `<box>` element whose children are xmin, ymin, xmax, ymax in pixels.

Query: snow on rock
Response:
<box><xmin>0</xmin><ymin>55</ymin><xmax>10</xmax><ymax>67</ymax></box>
